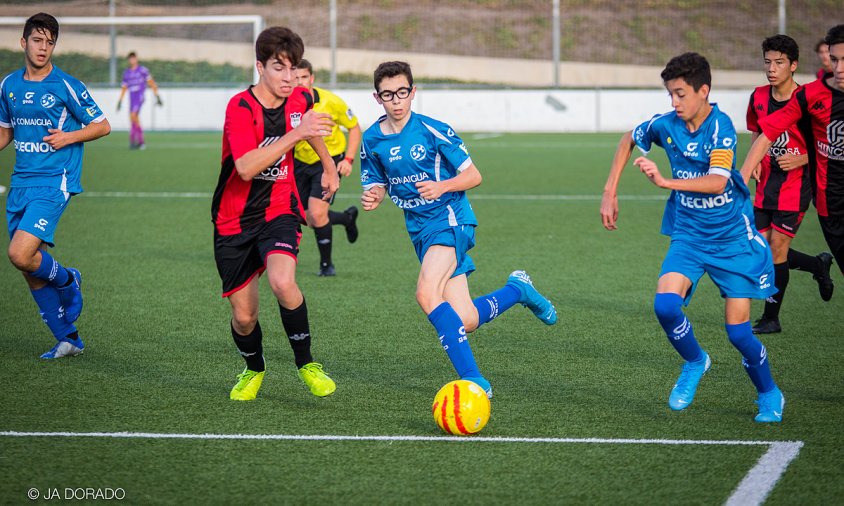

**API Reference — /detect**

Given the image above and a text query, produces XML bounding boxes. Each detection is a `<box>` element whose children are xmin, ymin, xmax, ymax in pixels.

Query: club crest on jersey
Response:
<box><xmin>410</xmin><ymin>144</ymin><xmax>426</xmax><ymax>161</ymax></box>
<box><xmin>290</xmin><ymin>112</ymin><xmax>302</xmax><ymax>128</ymax></box>
<box><xmin>40</xmin><ymin>93</ymin><xmax>56</xmax><ymax>109</ymax></box>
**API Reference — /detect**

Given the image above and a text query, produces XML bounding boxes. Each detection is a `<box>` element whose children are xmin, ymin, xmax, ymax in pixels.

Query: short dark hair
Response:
<box><xmin>23</xmin><ymin>12</ymin><xmax>59</xmax><ymax>41</ymax></box>
<box><xmin>815</xmin><ymin>39</ymin><xmax>828</xmax><ymax>52</ymax></box>
<box><xmin>255</xmin><ymin>26</ymin><xmax>304</xmax><ymax>67</ymax></box>
<box><xmin>298</xmin><ymin>59</ymin><xmax>313</xmax><ymax>74</ymax></box>
<box><xmin>825</xmin><ymin>24</ymin><xmax>844</xmax><ymax>47</ymax></box>
<box><xmin>373</xmin><ymin>61</ymin><xmax>413</xmax><ymax>91</ymax></box>
<box><xmin>127</xmin><ymin>51</ymin><xmax>137</xmax><ymax>59</ymax></box>
<box><xmin>762</xmin><ymin>35</ymin><xmax>799</xmax><ymax>62</ymax></box>
<box><xmin>660</xmin><ymin>52</ymin><xmax>711</xmax><ymax>92</ymax></box>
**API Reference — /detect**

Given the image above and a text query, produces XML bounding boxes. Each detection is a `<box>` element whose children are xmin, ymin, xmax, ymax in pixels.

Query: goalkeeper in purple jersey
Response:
<box><xmin>117</xmin><ymin>51</ymin><xmax>161</xmax><ymax>150</ymax></box>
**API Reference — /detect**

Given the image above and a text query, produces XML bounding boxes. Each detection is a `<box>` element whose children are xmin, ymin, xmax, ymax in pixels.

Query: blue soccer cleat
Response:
<box><xmin>462</xmin><ymin>376</ymin><xmax>493</xmax><ymax>399</ymax></box>
<box><xmin>755</xmin><ymin>387</ymin><xmax>785</xmax><ymax>423</ymax></box>
<box><xmin>507</xmin><ymin>270</ymin><xmax>557</xmax><ymax>325</ymax></box>
<box><xmin>57</xmin><ymin>267</ymin><xmax>83</xmax><ymax>324</ymax></box>
<box><xmin>668</xmin><ymin>352</ymin><xmax>711</xmax><ymax>410</ymax></box>
<box><xmin>41</xmin><ymin>335</ymin><xmax>85</xmax><ymax>359</ymax></box>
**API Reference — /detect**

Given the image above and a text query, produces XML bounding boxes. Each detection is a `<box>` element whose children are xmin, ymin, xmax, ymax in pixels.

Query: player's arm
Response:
<box><xmin>117</xmin><ymin>85</ymin><xmax>127</xmax><ymax>111</ymax></box>
<box><xmin>43</xmin><ymin>118</ymin><xmax>111</xmax><ymax>151</ymax></box>
<box><xmin>0</xmin><ymin>126</ymin><xmax>12</xmax><ymax>151</ymax></box>
<box><xmin>776</xmin><ymin>150</ymin><xmax>809</xmax><ymax>171</ymax></box>
<box><xmin>147</xmin><ymin>77</ymin><xmax>163</xmax><ymax>105</ymax></box>
<box><xmin>415</xmin><ymin>163</ymin><xmax>482</xmax><ymax>201</ymax></box>
<box><xmin>361</xmin><ymin>184</ymin><xmax>386</xmax><ymax>211</ymax></box>
<box><xmin>307</xmin><ymin>135</ymin><xmax>340</xmax><ymax>199</ymax></box>
<box><xmin>635</xmin><ymin>156</ymin><xmax>729</xmax><ymax>194</ymax></box>
<box><xmin>601</xmin><ymin>130</ymin><xmax>636</xmax><ymax>230</ymax></box>
<box><xmin>337</xmin><ymin>123</ymin><xmax>362</xmax><ymax>177</ymax></box>
<box><xmin>740</xmin><ymin>91</ymin><xmax>804</xmax><ymax>183</ymax></box>
<box><xmin>740</xmin><ymin>133</ymin><xmax>776</xmax><ymax>184</ymax></box>
<box><xmin>749</xmin><ymin>131</ymin><xmax>762</xmax><ymax>180</ymax></box>
<box><xmin>234</xmin><ymin>110</ymin><xmax>333</xmax><ymax>181</ymax></box>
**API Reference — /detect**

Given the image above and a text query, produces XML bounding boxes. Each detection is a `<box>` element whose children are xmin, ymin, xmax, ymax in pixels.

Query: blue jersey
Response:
<box><xmin>360</xmin><ymin>112</ymin><xmax>477</xmax><ymax>239</ymax></box>
<box><xmin>0</xmin><ymin>66</ymin><xmax>105</xmax><ymax>194</ymax></box>
<box><xmin>633</xmin><ymin>104</ymin><xmax>755</xmax><ymax>242</ymax></box>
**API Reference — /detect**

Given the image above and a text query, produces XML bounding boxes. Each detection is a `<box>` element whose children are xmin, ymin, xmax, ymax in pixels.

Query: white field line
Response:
<box><xmin>725</xmin><ymin>441</ymin><xmax>804</xmax><ymax>506</ymax></box>
<box><xmin>1</xmin><ymin>431</ymin><xmax>802</xmax><ymax>506</ymax></box>
<box><xmin>77</xmin><ymin>191</ymin><xmax>664</xmax><ymax>202</ymax></box>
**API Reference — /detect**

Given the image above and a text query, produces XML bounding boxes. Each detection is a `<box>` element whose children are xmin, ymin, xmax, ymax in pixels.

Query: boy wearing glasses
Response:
<box><xmin>359</xmin><ymin>61</ymin><xmax>557</xmax><ymax>398</ymax></box>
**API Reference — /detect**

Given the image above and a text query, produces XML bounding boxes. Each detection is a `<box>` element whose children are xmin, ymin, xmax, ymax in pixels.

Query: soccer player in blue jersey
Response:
<box><xmin>359</xmin><ymin>61</ymin><xmax>557</xmax><ymax>398</ymax></box>
<box><xmin>0</xmin><ymin>13</ymin><xmax>111</xmax><ymax>359</ymax></box>
<box><xmin>600</xmin><ymin>53</ymin><xmax>785</xmax><ymax>422</ymax></box>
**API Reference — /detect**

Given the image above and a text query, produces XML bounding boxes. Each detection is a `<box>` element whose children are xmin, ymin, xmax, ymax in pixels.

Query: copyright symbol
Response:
<box><xmin>27</xmin><ymin>488</ymin><xmax>39</xmax><ymax>500</ymax></box>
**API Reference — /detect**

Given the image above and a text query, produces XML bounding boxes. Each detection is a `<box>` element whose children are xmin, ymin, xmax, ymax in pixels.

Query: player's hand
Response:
<box><xmin>600</xmin><ymin>191</ymin><xmax>619</xmax><ymax>231</ymax></box>
<box><xmin>297</xmin><ymin>110</ymin><xmax>334</xmax><ymax>140</ymax></box>
<box><xmin>43</xmin><ymin>129</ymin><xmax>73</xmax><ymax>150</ymax></box>
<box><xmin>776</xmin><ymin>152</ymin><xmax>808</xmax><ymax>171</ymax></box>
<box><xmin>116</xmin><ymin>101</ymin><xmax>122</xmax><ymax>111</ymax></box>
<box><xmin>337</xmin><ymin>158</ymin><xmax>353</xmax><ymax>177</ymax></box>
<box><xmin>635</xmin><ymin>156</ymin><xmax>668</xmax><ymax>188</ymax></box>
<box><xmin>415</xmin><ymin>180</ymin><xmax>445</xmax><ymax>201</ymax></box>
<box><xmin>155</xmin><ymin>95</ymin><xmax>163</xmax><ymax>107</ymax></box>
<box><xmin>321</xmin><ymin>165</ymin><xmax>340</xmax><ymax>201</ymax></box>
<box><xmin>361</xmin><ymin>186</ymin><xmax>386</xmax><ymax>211</ymax></box>
<box><xmin>751</xmin><ymin>163</ymin><xmax>761</xmax><ymax>181</ymax></box>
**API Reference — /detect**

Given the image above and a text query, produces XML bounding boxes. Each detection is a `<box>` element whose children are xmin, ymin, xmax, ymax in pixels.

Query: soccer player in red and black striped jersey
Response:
<box><xmin>815</xmin><ymin>40</ymin><xmax>832</xmax><ymax>81</ymax></box>
<box><xmin>746</xmin><ymin>35</ymin><xmax>834</xmax><ymax>334</ymax></box>
<box><xmin>741</xmin><ymin>24</ymin><xmax>844</xmax><ymax>312</ymax></box>
<box><xmin>211</xmin><ymin>26</ymin><xmax>340</xmax><ymax>401</ymax></box>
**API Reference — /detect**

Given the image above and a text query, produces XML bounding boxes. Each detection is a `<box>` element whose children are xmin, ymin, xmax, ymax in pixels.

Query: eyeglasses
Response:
<box><xmin>377</xmin><ymin>87</ymin><xmax>412</xmax><ymax>102</ymax></box>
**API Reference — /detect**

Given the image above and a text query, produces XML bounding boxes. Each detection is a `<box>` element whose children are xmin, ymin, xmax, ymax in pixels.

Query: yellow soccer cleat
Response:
<box><xmin>230</xmin><ymin>368</ymin><xmax>265</xmax><ymax>401</ymax></box>
<box><xmin>298</xmin><ymin>362</ymin><xmax>336</xmax><ymax>397</ymax></box>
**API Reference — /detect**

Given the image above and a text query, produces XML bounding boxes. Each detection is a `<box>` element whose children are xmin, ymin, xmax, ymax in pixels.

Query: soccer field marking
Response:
<box><xmin>725</xmin><ymin>441</ymin><xmax>804</xmax><ymax>506</ymax></box>
<box><xmin>0</xmin><ymin>431</ymin><xmax>803</xmax><ymax>506</ymax></box>
<box><xmin>78</xmin><ymin>191</ymin><xmax>665</xmax><ymax>202</ymax></box>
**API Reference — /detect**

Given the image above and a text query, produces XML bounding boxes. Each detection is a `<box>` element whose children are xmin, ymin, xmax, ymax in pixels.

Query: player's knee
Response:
<box><xmin>415</xmin><ymin>287</ymin><xmax>440</xmax><ymax>315</ymax></box>
<box><xmin>231</xmin><ymin>310</ymin><xmax>258</xmax><ymax>333</ymax></box>
<box><xmin>462</xmin><ymin>310</ymin><xmax>480</xmax><ymax>333</ymax></box>
<box><xmin>653</xmin><ymin>293</ymin><xmax>683</xmax><ymax>324</ymax></box>
<box><xmin>7</xmin><ymin>245</ymin><xmax>34</xmax><ymax>271</ymax></box>
<box><xmin>268</xmin><ymin>275</ymin><xmax>297</xmax><ymax>300</ymax></box>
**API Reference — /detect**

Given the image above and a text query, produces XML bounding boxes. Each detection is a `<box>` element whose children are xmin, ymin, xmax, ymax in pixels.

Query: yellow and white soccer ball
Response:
<box><xmin>432</xmin><ymin>379</ymin><xmax>491</xmax><ymax>435</ymax></box>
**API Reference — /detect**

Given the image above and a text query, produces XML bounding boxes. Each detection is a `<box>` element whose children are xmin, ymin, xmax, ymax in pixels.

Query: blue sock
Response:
<box><xmin>31</xmin><ymin>250</ymin><xmax>70</xmax><ymax>287</ymax></box>
<box><xmin>726</xmin><ymin>322</ymin><xmax>776</xmax><ymax>394</ymax></box>
<box><xmin>473</xmin><ymin>284</ymin><xmax>521</xmax><ymax>327</ymax></box>
<box><xmin>654</xmin><ymin>293</ymin><xmax>703</xmax><ymax>362</ymax></box>
<box><xmin>31</xmin><ymin>285</ymin><xmax>76</xmax><ymax>339</ymax></box>
<box><xmin>428</xmin><ymin>302</ymin><xmax>481</xmax><ymax>379</ymax></box>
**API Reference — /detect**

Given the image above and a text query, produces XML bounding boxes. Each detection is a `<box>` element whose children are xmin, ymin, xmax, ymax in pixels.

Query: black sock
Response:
<box><xmin>314</xmin><ymin>225</ymin><xmax>332</xmax><ymax>267</ymax></box>
<box><xmin>231</xmin><ymin>321</ymin><xmax>265</xmax><ymax>372</ymax></box>
<box><xmin>762</xmin><ymin>262</ymin><xmax>789</xmax><ymax>320</ymax></box>
<box><xmin>279</xmin><ymin>299</ymin><xmax>313</xmax><ymax>368</ymax></box>
<box><xmin>788</xmin><ymin>248</ymin><xmax>820</xmax><ymax>274</ymax></box>
<box><xmin>328</xmin><ymin>210</ymin><xmax>349</xmax><ymax>226</ymax></box>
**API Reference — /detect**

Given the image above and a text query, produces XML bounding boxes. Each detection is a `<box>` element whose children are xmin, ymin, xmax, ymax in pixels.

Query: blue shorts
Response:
<box><xmin>661</xmin><ymin>234</ymin><xmax>777</xmax><ymax>305</ymax></box>
<box><xmin>413</xmin><ymin>225</ymin><xmax>476</xmax><ymax>278</ymax></box>
<box><xmin>6</xmin><ymin>186</ymin><xmax>71</xmax><ymax>247</ymax></box>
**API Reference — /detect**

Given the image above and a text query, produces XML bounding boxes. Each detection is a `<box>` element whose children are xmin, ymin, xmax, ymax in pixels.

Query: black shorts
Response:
<box><xmin>294</xmin><ymin>153</ymin><xmax>344</xmax><ymax>209</ymax></box>
<box><xmin>754</xmin><ymin>208</ymin><xmax>805</xmax><ymax>238</ymax></box>
<box><xmin>819</xmin><ymin>214</ymin><xmax>844</xmax><ymax>274</ymax></box>
<box><xmin>214</xmin><ymin>214</ymin><xmax>302</xmax><ymax>297</ymax></box>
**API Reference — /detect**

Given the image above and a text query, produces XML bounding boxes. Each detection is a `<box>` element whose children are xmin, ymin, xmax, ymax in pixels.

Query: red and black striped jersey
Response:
<box><xmin>212</xmin><ymin>86</ymin><xmax>313</xmax><ymax>235</ymax></box>
<box><xmin>746</xmin><ymin>85</ymin><xmax>812</xmax><ymax>212</ymax></box>
<box><xmin>760</xmin><ymin>77</ymin><xmax>844</xmax><ymax>217</ymax></box>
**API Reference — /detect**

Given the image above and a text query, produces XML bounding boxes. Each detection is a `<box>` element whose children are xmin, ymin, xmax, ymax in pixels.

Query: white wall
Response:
<box><xmin>91</xmin><ymin>87</ymin><xmax>756</xmax><ymax>134</ymax></box>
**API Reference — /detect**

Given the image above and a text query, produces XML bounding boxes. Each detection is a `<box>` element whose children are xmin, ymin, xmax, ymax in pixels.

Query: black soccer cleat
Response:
<box><xmin>752</xmin><ymin>317</ymin><xmax>782</xmax><ymax>335</ymax></box>
<box><xmin>344</xmin><ymin>206</ymin><xmax>359</xmax><ymax>243</ymax></box>
<box><xmin>814</xmin><ymin>252</ymin><xmax>834</xmax><ymax>302</ymax></box>
<box><xmin>318</xmin><ymin>263</ymin><xmax>336</xmax><ymax>277</ymax></box>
